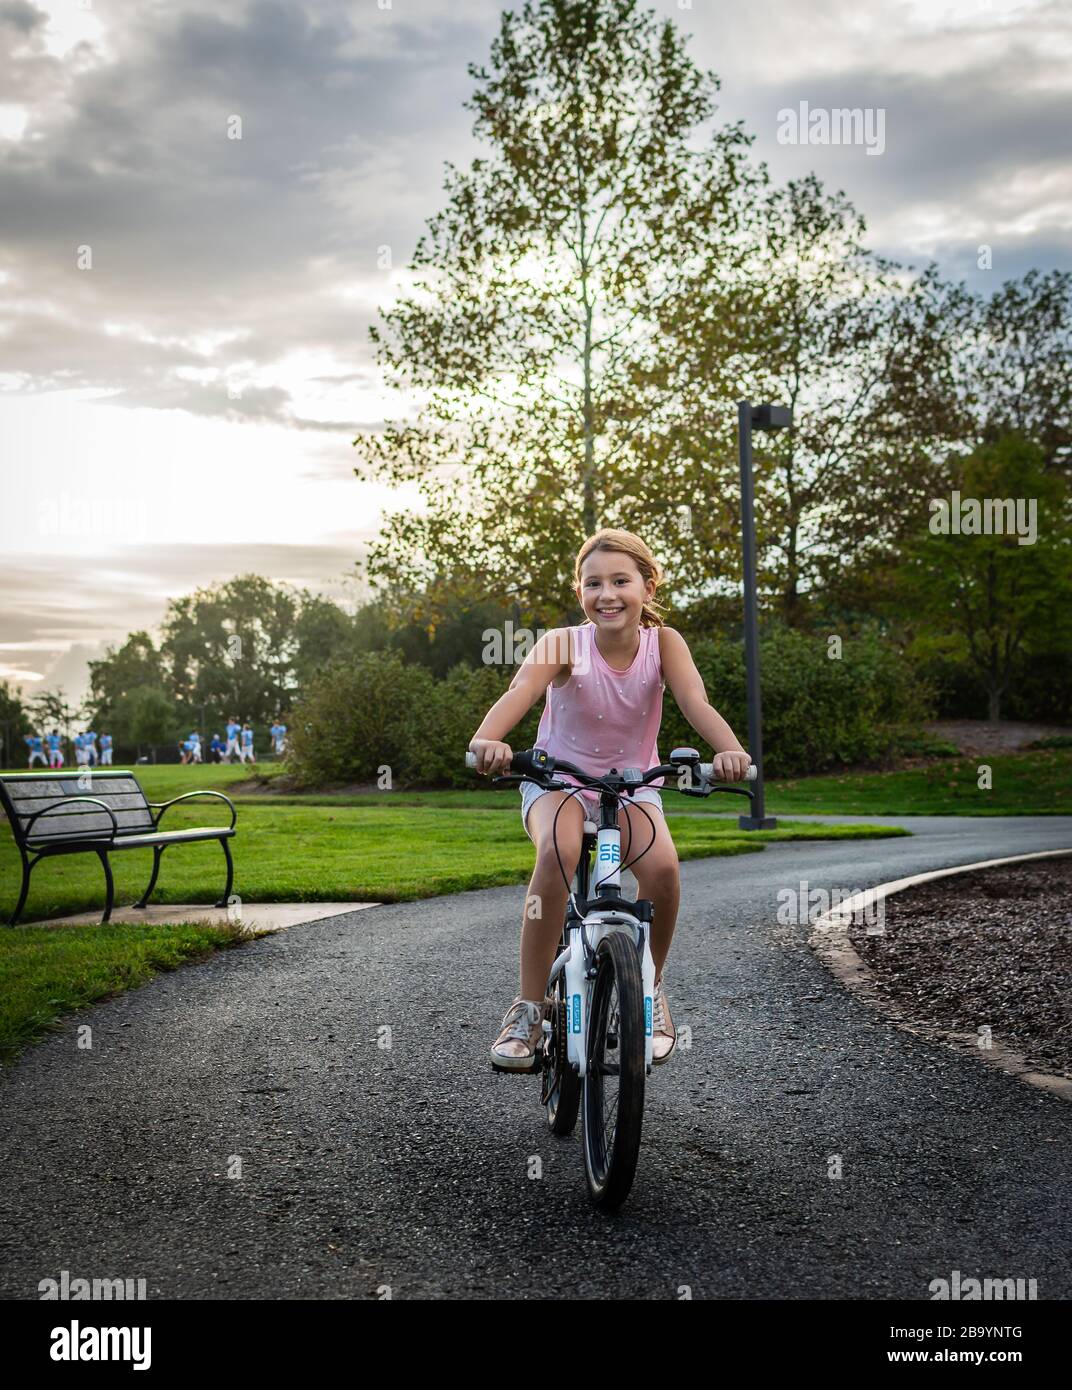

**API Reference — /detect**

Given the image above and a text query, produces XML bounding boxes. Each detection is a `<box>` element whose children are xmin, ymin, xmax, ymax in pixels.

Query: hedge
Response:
<box><xmin>285</xmin><ymin>626</ymin><xmax>933</xmax><ymax>788</ymax></box>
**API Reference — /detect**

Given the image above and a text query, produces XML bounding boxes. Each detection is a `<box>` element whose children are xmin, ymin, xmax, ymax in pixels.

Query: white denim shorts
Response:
<box><xmin>519</xmin><ymin>780</ymin><xmax>664</xmax><ymax>843</ymax></box>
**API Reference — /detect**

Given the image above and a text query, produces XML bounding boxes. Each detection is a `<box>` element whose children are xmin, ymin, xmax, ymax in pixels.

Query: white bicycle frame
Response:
<box><xmin>464</xmin><ymin>749</ymin><xmax>756</xmax><ymax>1081</ymax></box>
<box><xmin>547</xmin><ymin>811</ymin><xmax>657</xmax><ymax>1078</ymax></box>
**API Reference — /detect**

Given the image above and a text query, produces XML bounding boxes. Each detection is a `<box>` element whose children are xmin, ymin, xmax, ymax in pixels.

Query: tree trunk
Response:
<box><xmin>987</xmin><ymin>687</ymin><xmax>1001</xmax><ymax>722</ymax></box>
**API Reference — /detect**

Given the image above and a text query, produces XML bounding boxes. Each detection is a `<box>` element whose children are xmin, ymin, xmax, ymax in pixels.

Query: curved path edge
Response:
<box><xmin>808</xmin><ymin>847</ymin><xmax>1072</xmax><ymax>1102</ymax></box>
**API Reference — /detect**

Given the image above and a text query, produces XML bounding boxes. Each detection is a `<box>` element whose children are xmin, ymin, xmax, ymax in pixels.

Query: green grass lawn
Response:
<box><xmin>3</xmin><ymin>748</ymin><xmax>1064</xmax><ymax>1062</ymax></box>
<box><xmin>2</xmin><ymin>749</ymin><xmax>1067</xmax><ymax>923</ymax></box>
<box><xmin>210</xmin><ymin>748</ymin><xmax>1068</xmax><ymax>816</ymax></box>
<box><xmin>0</xmin><ymin>761</ymin><xmax>911</xmax><ymax>1062</ymax></box>
<box><xmin>0</xmin><ymin>794</ymin><xmax>904</xmax><ymax>923</ymax></box>
<box><xmin>0</xmin><ymin>919</ymin><xmax>256</xmax><ymax>1062</ymax></box>
<box><xmin>766</xmin><ymin>748</ymin><xmax>1070</xmax><ymax>816</ymax></box>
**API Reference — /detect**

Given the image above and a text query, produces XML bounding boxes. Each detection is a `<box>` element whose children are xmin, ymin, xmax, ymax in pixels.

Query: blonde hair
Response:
<box><xmin>573</xmin><ymin>528</ymin><xmax>669</xmax><ymax>629</ymax></box>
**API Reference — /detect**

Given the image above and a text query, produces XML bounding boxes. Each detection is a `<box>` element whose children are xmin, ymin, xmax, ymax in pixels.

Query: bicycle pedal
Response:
<box><xmin>490</xmin><ymin>1057</ymin><xmax>540</xmax><ymax>1075</ymax></box>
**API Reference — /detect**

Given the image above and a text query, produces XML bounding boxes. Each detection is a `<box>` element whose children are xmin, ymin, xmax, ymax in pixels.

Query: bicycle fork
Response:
<box><xmin>553</xmin><ymin>815</ymin><xmax>656</xmax><ymax>1078</ymax></box>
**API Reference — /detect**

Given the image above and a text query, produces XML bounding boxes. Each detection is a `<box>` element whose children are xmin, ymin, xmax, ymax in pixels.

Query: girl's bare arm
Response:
<box><xmin>658</xmin><ymin>627</ymin><xmax>752</xmax><ymax>779</ymax></box>
<box><xmin>469</xmin><ymin>629</ymin><xmax>568</xmax><ymax>775</ymax></box>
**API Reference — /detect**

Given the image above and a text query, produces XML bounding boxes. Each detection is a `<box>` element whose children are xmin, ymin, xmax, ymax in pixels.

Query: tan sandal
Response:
<box><xmin>491</xmin><ymin>996</ymin><xmax>545</xmax><ymax>1071</ymax></box>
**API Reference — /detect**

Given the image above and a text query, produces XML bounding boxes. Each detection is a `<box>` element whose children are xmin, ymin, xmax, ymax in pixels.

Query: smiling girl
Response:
<box><xmin>468</xmin><ymin>528</ymin><xmax>750</xmax><ymax>1072</ymax></box>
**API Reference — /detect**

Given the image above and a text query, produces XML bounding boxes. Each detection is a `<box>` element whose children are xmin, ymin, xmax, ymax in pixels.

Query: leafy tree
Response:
<box><xmin>291</xmin><ymin>592</ymin><xmax>361</xmax><ymax>690</ymax></box>
<box><xmin>123</xmin><ymin>686</ymin><xmax>177</xmax><ymax>749</ymax></box>
<box><xmin>354</xmin><ymin>0</ymin><xmax>762</xmax><ymax>626</ymax></box>
<box><xmin>87</xmin><ymin>632</ymin><xmax>166</xmax><ymax>730</ymax></box>
<box><xmin>161</xmin><ymin>575</ymin><xmax>297</xmax><ymax>726</ymax></box>
<box><xmin>895</xmin><ymin>434</ymin><xmax>1071</xmax><ymax>720</ymax></box>
<box><xmin>26</xmin><ymin>688</ymin><xmax>81</xmax><ymax>754</ymax></box>
<box><xmin>678</xmin><ymin>178</ymin><xmax>969</xmax><ymax>623</ymax></box>
<box><xmin>0</xmin><ymin>680</ymin><xmax>32</xmax><ymax>767</ymax></box>
<box><xmin>960</xmin><ymin>268</ymin><xmax>1071</xmax><ymax>468</ymax></box>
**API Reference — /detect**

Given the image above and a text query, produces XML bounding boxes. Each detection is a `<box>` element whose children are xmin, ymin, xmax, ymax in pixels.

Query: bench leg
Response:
<box><xmin>214</xmin><ymin>837</ymin><xmax>235</xmax><ymax>908</ymax></box>
<box><xmin>8</xmin><ymin>851</ymin><xmax>32</xmax><ymax>927</ymax></box>
<box><xmin>134</xmin><ymin>846</ymin><xmax>164</xmax><ymax>909</ymax></box>
<box><xmin>95</xmin><ymin>848</ymin><xmax>115</xmax><ymax>924</ymax></box>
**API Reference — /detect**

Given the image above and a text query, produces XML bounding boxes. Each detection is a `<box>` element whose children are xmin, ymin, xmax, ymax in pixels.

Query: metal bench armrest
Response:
<box><xmin>23</xmin><ymin>796</ymin><xmax>119</xmax><ymax>842</ymax></box>
<box><xmin>147</xmin><ymin>790</ymin><xmax>237</xmax><ymax>831</ymax></box>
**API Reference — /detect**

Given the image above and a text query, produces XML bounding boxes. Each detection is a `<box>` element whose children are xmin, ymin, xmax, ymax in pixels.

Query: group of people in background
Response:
<box><xmin>19</xmin><ymin>718</ymin><xmax>286</xmax><ymax>769</ymax></box>
<box><xmin>24</xmin><ymin>730</ymin><xmax>113</xmax><ymax>769</ymax></box>
<box><xmin>181</xmin><ymin>717</ymin><xmax>287</xmax><ymax>766</ymax></box>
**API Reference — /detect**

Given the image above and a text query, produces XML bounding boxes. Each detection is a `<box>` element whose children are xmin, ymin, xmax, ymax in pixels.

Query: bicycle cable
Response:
<box><xmin>547</xmin><ymin>778</ymin><xmax>660</xmax><ymax>898</ymax></box>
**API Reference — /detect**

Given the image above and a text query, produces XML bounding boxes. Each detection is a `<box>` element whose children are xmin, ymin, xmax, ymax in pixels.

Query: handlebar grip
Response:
<box><xmin>466</xmin><ymin>748</ymin><xmax>539</xmax><ymax>775</ymax></box>
<box><xmin>699</xmin><ymin>761</ymin><xmax>758</xmax><ymax>782</ymax></box>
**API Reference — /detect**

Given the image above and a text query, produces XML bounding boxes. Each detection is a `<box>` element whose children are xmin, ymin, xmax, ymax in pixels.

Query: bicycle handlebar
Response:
<box><xmin>464</xmin><ymin>747</ymin><xmax>757</xmax><ymax>791</ymax></box>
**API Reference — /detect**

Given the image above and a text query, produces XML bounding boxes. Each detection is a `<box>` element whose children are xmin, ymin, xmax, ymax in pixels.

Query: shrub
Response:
<box><xmin>286</xmin><ymin>625</ymin><xmax>935</xmax><ymax>787</ymax></box>
<box><xmin>286</xmin><ymin>652</ymin><xmax>545</xmax><ymax>789</ymax></box>
<box><xmin>658</xmin><ymin>626</ymin><xmax>934</xmax><ymax>778</ymax></box>
<box><xmin>286</xmin><ymin>652</ymin><xmax>434</xmax><ymax>788</ymax></box>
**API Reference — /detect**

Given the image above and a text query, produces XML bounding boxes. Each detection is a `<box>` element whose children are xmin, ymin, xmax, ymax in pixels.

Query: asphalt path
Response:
<box><xmin>1</xmin><ymin>813</ymin><xmax>1070</xmax><ymax>1300</ymax></box>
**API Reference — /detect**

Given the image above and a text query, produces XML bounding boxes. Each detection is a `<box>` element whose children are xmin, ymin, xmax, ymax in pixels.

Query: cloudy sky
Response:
<box><xmin>1</xmin><ymin>0</ymin><xmax>1069</xmax><ymax>706</ymax></box>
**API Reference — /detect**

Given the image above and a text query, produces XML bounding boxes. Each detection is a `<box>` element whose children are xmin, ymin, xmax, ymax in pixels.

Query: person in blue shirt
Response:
<box><xmin>188</xmin><ymin>731</ymin><xmax>202</xmax><ymax>764</ymax></box>
<box><xmin>270</xmin><ymin>719</ymin><xmax>288</xmax><ymax>756</ymax></box>
<box><xmin>225</xmin><ymin>717</ymin><xmax>241</xmax><ymax>763</ymax></box>
<box><xmin>180</xmin><ymin>737</ymin><xmax>195</xmax><ymax>764</ymax></box>
<box><xmin>24</xmin><ymin>733</ymin><xmax>47</xmax><ymax>768</ymax></box>
<box><xmin>240</xmin><ymin>723</ymin><xmax>255</xmax><ymax>764</ymax></box>
<box><xmin>73</xmin><ymin>732</ymin><xmax>85</xmax><ymax>767</ymax></box>
<box><xmin>210</xmin><ymin>733</ymin><xmax>225</xmax><ymax>763</ymax></box>
<box><xmin>99</xmin><ymin>732</ymin><xmax>113</xmax><ymax>766</ymax></box>
<box><xmin>47</xmin><ymin>730</ymin><xmax>64</xmax><ymax>768</ymax></box>
<box><xmin>83</xmin><ymin>730</ymin><xmax>98</xmax><ymax>767</ymax></box>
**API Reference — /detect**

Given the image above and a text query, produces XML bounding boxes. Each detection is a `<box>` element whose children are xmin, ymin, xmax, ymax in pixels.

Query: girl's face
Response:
<box><xmin>575</xmin><ymin>551</ymin><xmax>654</xmax><ymax>629</ymax></box>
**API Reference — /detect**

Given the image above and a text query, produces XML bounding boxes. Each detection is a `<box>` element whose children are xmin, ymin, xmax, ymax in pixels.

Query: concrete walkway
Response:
<box><xmin>27</xmin><ymin>902</ymin><xmax>378</xmax><ymax>934</ymax></box>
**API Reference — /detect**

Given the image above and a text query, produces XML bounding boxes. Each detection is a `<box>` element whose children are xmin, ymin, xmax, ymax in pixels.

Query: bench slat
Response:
<box><xmin>1</xmin><ymin>774</ymin><xmax>154</xmax><ymax>842</ymax></box>
<box><xmin>24</xmin><ymin>811</ymin><xmax>156</xmax><ymax>838</ymax></box>
<box><xmin>7</xmin><ymin>793</ymin><xmax>150</xmax><ymax>816</ymax></box>
<box><xmin>5</xmin><ymin>777</ymin><xmax>143</xmax><ymax>802</ymax></box>
<box><xmin>104</xmin><ymin>828</ymin><xmax>235</xmax><ymax>848</ymax></box>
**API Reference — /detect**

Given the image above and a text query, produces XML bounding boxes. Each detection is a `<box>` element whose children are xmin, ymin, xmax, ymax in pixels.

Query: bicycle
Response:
<box><xmin>465</xmin><ymin>744</ymin><xmax>757</xmax><ymax>1211</ymax></box>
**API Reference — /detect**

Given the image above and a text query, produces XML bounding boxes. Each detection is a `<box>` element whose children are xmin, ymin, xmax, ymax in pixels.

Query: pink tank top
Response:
<box><xmin>533</xmin><ymin>622</ymin><xmax>666</xmax><ymax>790</ymax></box>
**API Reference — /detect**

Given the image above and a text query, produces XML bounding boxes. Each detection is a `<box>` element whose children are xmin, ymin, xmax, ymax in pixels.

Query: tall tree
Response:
<box><xmin>160</xmin><ymin>575</ymin><xmax>299</xmax><ymax>724</ymax></box>
<box><xmin>664</xmin><ymin>176</ymin><xmax>970</xmax><ymax>623</ymax></box>
<box><xmin>87</xmin><ymin>632</ymin><xmax>166</xmax><ymax>729</ymax></box>
<box><xmin>958</xmin><ymin>268</ymin><xmax>1071</xmax><ymax>469</ymax></box>
<box><xmin>27</xmin><ymin>688</ymin><xmax>81</xmax><ymax>747</ymax></box>
<box><xmin>0</xmin><ymin>679</ymin><xmax>32</xmax><ymax>767</ymax></box>
<box><xmin>354</xmin><ymin>0</ymin><xmax>762</xmax><ymax>625</ymax></box>
<box><xmin>895</xmin><ymin>434</ymin><xmax>1071</xmax><ymax>720</ymax></box>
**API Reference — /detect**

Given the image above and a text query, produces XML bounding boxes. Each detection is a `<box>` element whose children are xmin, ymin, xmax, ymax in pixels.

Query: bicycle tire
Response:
<box><xmin>543</xmin><ymin>969</ymin><xmax>581</xmax><ymax>1136</ymax></box>
<box><xmin>582</xmin><ymin>930</ymin><xmax>645</xmax><ymax>1211</ymax></box>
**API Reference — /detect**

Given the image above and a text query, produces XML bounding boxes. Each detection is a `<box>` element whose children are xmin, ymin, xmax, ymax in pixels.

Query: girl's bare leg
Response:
<box><xmin>621</xmin><ymin>801</ymin><xmax>680</xmax><ymax>978</ymax></box>
<box><xmin>519</xmin><ymin>791</ymin><xmax>584</xmax><ymax>1001</ymax></box>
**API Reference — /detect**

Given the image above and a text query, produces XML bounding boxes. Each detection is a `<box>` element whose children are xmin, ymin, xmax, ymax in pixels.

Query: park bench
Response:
<box><xmin>0</xmin><ymin>770</ymin><xmax>236</xmax><ymax>927</ymax></box>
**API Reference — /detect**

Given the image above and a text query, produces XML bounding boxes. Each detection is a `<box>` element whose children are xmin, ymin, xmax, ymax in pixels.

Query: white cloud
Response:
<box><xmin>1</xmin><ymin>0</ymin><xmax>1068</xmax><ymax>704</ymax></box>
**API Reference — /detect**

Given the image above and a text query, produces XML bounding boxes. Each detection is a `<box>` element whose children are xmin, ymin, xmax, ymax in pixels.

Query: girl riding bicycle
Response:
<box><xmin>468</xmin><ymin>528</ymin><xmax>750</xmax><ymax>1072</ymax></box>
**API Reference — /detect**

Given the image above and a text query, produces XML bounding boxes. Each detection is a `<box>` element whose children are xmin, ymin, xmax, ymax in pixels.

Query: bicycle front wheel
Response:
<box><xmin>582</xmin><ymin>930</ymin><xmax>645</xmax><ymax>1211</ymax></box>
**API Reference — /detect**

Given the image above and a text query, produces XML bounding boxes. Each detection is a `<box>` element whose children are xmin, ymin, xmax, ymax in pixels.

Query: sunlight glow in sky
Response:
<box><xmin>1</xmin><ymin>0</ymin><xmax>1068</xmax><ymax>703</ymax></box>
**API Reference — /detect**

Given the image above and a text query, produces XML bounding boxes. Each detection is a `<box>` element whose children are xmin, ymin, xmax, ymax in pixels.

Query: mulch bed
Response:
<box><xmin>848</xmin><ymin>855</ymin><xmax>1072</xmax><ymax>1080</ymax></box>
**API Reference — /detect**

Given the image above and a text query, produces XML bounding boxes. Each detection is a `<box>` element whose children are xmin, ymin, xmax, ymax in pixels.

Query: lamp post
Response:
<box><xmin>738</xmin><ymin>400</ymin><xmax>792</xmax><ymax>831</ymax></box>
